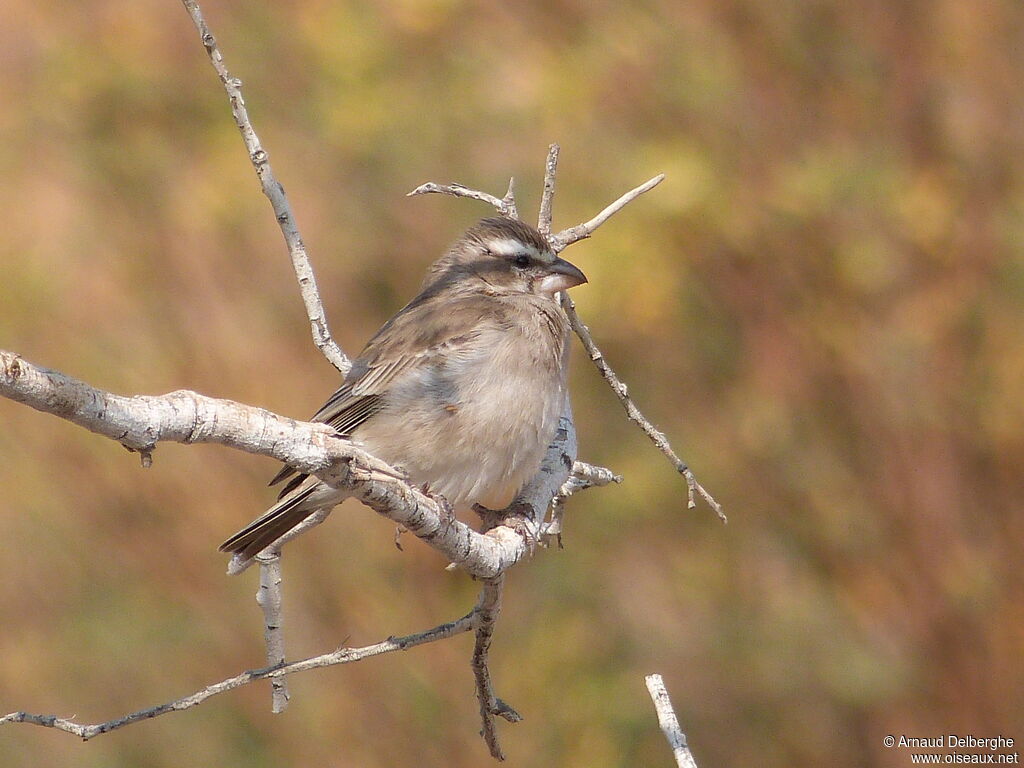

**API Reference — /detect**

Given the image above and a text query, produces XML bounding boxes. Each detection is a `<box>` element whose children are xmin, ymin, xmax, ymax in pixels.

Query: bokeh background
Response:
<box><xmin>1</xmin><ymin>0</ymin><xmax>1021</xmax><ymax>766</ymax></box>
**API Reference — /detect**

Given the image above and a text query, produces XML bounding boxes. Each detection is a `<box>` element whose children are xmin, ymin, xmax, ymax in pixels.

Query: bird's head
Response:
<box><xmin>426</xmin><ymin>217</ymin><xmax>587</xmax><ymax>299</ymax></box>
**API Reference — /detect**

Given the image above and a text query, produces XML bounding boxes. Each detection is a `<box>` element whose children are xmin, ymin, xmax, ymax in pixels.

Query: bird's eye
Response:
<box><xmin>513</xmin><ymin>254</ymin><xmax>531</xmax><ymax>268</ymax></box>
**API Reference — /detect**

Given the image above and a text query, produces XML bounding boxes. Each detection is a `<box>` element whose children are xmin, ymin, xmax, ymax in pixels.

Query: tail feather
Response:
<box><xmin>220</xmin><ymin>482</ymin><xmax>321</xmax><ymax>559</ymax></box>
<box><xmin>276</xmin><ymin>472</ymin><xmax>309</xmax><ymax>500</ymax></box>
<box><xmin>268</xmin><ymin>463</ymin><xmax>298</xmax><ymax>487</ymax></box>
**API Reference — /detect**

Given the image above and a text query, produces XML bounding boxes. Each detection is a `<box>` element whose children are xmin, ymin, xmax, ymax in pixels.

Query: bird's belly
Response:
<box><xmin>357</xmin><ymin>346</ymin><xmax>564</xmax><ymax>510</ymax></box>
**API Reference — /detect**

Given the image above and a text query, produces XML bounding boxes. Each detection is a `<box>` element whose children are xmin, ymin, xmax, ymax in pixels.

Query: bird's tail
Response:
<box><xmin>219</xmin><ymin>481</ymin><xmax>323</xmax><ymax>560</ymax></box>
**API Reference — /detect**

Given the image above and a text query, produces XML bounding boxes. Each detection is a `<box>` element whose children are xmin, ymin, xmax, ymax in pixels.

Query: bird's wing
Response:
<box><xmin>268</xmin><ymin>294</ymin><xmax>497</xmax><ymax>492</ymax></box>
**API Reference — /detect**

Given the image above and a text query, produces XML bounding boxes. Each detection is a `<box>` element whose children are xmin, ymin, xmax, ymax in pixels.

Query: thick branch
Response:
<box><xmin>1</xmin><ymin>612</ymin><xmax>475</xmax><ymax>740</ymax></box>
<box><xmin>180</xmin><ymin>0</ymin><xmax>349</xmax><ymax>375</ymax></box>
<box><xmin>0</xmin><ymin>350</ymin><xmax>534</xmax><ymax>578</ymax></box>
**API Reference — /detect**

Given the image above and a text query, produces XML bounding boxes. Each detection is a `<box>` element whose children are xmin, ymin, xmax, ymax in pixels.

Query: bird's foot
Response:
<box><xmin>473</xmin><ymin>501</ymin><xmax>539</xmax><ymax>551</ymax></box>
<box><xmin>422</xmin><ymin>485</ymin><xmax>456</xmax><ymax>521</ymax></box>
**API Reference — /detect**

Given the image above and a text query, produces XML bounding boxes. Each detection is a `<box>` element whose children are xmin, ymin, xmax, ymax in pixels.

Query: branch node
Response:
<box><xmin>492</xmin><ymin>698</ymin><xmax>522</xmax><ymax>723</ymax></box>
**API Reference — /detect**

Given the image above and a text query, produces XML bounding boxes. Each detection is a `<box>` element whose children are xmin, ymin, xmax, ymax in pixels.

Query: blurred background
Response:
<box><xmin>1</xmin><ymin>0</ymin><xmax>1021</xmax><ymax>766</ymax></box>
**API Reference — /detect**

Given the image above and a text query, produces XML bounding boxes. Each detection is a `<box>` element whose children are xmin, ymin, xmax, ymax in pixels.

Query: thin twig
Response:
<box><xmin>180</xmin><ymin>0</ymin><xmax>349</xmax><ymax>375</ymax></box>
<box><xmin>550</xmin><ymin>174</ymin><xmax>666</xmax><ymax>252</ymax></box>
<box><xmin>256</xmin><ymin>552</ymin><xmax>289</xmax><ymax>712</ymax></box>
<box><xmin>565</xmin><ymin>460</ymin><xmax>622</xmax><ymax>489</ymax></box>
<box><xmin>544</xmin><ymin>460</ymin><xmax>623</xmax><ymax>542</ymax></box>
<box><xmin>406</xmin><ymin>182</ymin><xmax>515</xmax><ymax>217</ymax></box>
<box><xmin>1</xmin><ymin>613</ymin><xmax>475</xmax><ymax>740</ymax></box>
<box><xmin>472</xmin><ymin>577</ymin><xmax>521</xmax><ymax>761</ymax></box>
<box><xmin>538</xmin><ymin>143</ymin><xmax>560</xmax><ymax>234</ymax></box>
<box><xmin>645</xmin><ymin>674</ymin><xmax>699</xmax><ymax>768</ymax></box>
<box><xmin>502</xmin><ymin>177</ymin><xmax>519</xmax><ymax>220</ymax></box>
<box><xmin>560</xmin><ymin>294</ymin><xmax>726</xmax><ymax>522</ymax></box>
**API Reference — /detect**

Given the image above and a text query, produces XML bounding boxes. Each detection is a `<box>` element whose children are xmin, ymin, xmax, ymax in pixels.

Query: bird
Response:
<box><xmin>220</xmin><ymin>216</ymin><xmax>588</xmax><ymax>559</ymax></box>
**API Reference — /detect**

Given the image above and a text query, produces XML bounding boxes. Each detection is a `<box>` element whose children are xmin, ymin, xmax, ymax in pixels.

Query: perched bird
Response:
<box><xmin>221</xmin><ymin>217</ymin><xmax>587</xmax><ymax>559</ymax></box>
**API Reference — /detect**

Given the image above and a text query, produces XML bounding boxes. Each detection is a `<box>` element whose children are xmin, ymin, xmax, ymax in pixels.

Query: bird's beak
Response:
<box><xmin>537</xmin><ymin>257</ymin><xmax>588</xmax><ymax>296</ymax></box>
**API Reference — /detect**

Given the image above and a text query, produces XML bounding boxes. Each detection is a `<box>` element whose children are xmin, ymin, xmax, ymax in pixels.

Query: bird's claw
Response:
<box><xmin>473</xmin><ymin>501</ymin><xmax>538</xmax><ymax>551</ymax></box>
<box><xmin>423</xmin><ymin>485</ymin><xmax>455</xmax><ymax>521</ymax></box>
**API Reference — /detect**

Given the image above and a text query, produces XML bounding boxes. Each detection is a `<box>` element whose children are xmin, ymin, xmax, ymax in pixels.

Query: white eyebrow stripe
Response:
<box><xmin>486</xmin><ymin>238</ymin><xmax>534</xmax><ymax>256</ymax></box>
<box><xmin>485</xmin><ymin>238</ymin><xmax>554</xmax><ymax>263</ymax></box>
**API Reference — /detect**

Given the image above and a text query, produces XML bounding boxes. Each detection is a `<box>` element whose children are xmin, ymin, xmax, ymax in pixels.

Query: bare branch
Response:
<box><xmin>559</xmin><ymin>296</ymin><xmax>726</xmax><ymax>522</ymax></box>
<box><xmin>406</xmin><ymin>182</ymin><xmax>515</xmax><ymax>218</ymax></box>
<box><xmin>3</xmin><ymin>103</ymin><xmax>716</xmax><ymax>752</ymax></box>
<box><xmin>538</xmin><ymin>143</ymin><xmax>560</xmax><ymax>234</ymax></box>
<box><xmin>564</xmin><ymin>460</ymin><xmax>622</xmax><ymax>490</ymax></box>
<box><xmin>472</xmin><ymin>577</ymin><xmax>520</xmax><ymax>760</ymax></box>
<box><xmin>502</xmin><ymin>177</ymin><xmax>519</xmax><ymax>220</ymax></box>
<box><xmin>0</xmin><ymin>349</ymin><xmax>536</xmax><ymax>578</ymax></box>
<box><xmin>550</xmin><ymin>174</ymin><xmax>665</xmax><ymax>252</ymax></box>
<box><xmin>544</xmin><ymin>460</ymin><xmax>623</xmax><ymax>541</ymax></box>
<box><xmin>180</xmin><ymin>0</ymin><xmax>350</xmax><ymax>375</ymax></box>
<box><xmin>645</xmin><ymin>674</ymin><xmax>699</xmax><ymax>768</ymax></box>
<box><xmin>1</xmin><ymin>612</ymin><xmax>476</xmax><ymax>740</ymax></box>
<box><xmin>255</xmin><ymin>552</ymin><xmax>289</xmax><ymax>712</ymax></box>
<box><xmin>179</xmin><ymin>0</ymin><xmax>352</xmax><ymax>710</ymax></box>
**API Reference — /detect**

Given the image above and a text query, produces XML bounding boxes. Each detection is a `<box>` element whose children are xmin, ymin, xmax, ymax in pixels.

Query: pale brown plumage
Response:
<box><xmin>221</xmin><ymin>217</ymin><xmax>587</xmax><ymax>559</ymax></box>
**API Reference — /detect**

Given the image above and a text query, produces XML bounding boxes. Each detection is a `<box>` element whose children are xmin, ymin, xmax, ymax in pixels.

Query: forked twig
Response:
<box><xmin>561</xmin><ymin>293</ymin><xmax>725</xmax><ymax>521</ymax></box>
<box><xmin>550</xmin><ymin>173</ymin><xmax>665</xmax><ymax>252</ymax></box>
<box><xmin>545</xmin><ymin>460</ymin><xmax>623</xmax><ymax>542</ymax></box>
<box><xmin>1</xmin><ymin>613</ymin><xmax>476</xmax><ymax>740</ymax></box>
<box><xmin>542</xmin><ymin>144</ymin><xmax>722</xmax><ymax>519</ymax></box>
